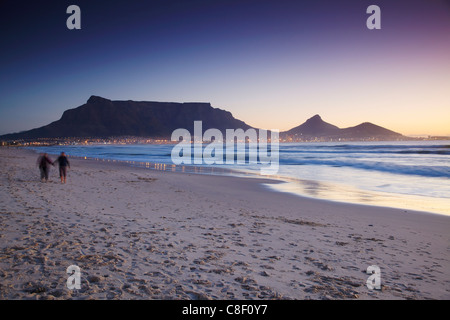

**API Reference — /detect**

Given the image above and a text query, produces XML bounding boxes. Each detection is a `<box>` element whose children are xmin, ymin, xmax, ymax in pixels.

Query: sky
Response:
<box><xmin>1</xmin><ymin>0</ymin><xmax>449</xmax><ymax>136</ymax></box>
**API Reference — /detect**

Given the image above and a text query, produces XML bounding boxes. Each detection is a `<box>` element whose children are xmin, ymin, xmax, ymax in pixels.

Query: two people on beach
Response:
<box><xmin>37</xmin><ymin>152</ymin><xmax>70</xmax><ymax>183</ymax></box>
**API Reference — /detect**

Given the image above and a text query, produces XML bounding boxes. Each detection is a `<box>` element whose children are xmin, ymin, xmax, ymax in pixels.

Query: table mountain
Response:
<box><xmin>1</xmin><ymin>96</ymin><xmax>253</xmax><ymax>140</ymax></box>
<box><xmin>0</xmin><ymin>97</ymin><xmax>404</xmax><ymax>141</ymax></box>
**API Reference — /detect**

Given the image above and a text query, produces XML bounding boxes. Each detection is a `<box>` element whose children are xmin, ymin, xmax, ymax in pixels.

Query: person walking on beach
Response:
<box><xmin>54</xmin><ymin>152</ymin><xmax>70</xmax><ymax>184</ymax></box>
<box><xmin>37</xmin><ymin>153</ymin><xmax>53</xmax><ymax>182</ymax></box>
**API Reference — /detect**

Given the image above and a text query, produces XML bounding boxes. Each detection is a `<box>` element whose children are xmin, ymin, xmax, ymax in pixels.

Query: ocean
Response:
<box><xmin>27</xmin><ymin>141</ymin><xmax>450</xmax><ymax>216</ymax></box>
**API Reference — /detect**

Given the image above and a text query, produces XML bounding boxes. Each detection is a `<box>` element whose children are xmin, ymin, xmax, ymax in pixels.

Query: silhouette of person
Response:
<box><xmin>54</xmin><ymin>152</ymin><xmax>70</xmax><ymax>184</ymax></box>
<box><xmin>37</xmin><ymin>153</ymin><xmax>53</xmax><ymax>182</ymax></box>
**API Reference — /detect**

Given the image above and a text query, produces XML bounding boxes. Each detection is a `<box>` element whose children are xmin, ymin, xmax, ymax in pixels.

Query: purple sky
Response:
<box><xmin>1</xmin><ymin>0</ymin><xmax>449</xmax><ymax>136</ymax></box>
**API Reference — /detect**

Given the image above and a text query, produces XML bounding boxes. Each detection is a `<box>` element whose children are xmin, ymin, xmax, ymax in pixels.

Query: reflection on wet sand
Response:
<box><xmin>80</xmin><ymin>155</ymin><xmax>450</xmax><ymax>216</ymax></box>
<box><xmin>264</xmin><ymin>179</ymin><xmax>450</xmax><ymax>216</ymax></box>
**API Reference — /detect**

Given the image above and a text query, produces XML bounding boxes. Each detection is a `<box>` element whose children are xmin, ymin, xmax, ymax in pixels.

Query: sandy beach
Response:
<box><xmin>0</xmin><ymin>147</ymin><xmax>449</xmax><ymax>300</ymax></box>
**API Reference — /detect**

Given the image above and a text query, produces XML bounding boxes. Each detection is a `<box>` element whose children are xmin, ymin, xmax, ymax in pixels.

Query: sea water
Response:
<box><xmin>28</xmin><ymin>141</ymin><xmax>450</xmax><ymax>215</ymax></box>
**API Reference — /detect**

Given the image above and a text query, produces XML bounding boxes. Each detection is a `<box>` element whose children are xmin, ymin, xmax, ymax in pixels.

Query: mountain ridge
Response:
<box><xmin>1</xmin><ymin>96</ymin><xmax>253</xmax><ymax>140</ymax></box>
<box><xmin>281</xmin><ymin>115</ymin><xmax>403</xmax><ymax>141</ymax></box>
<box><xmin>0</xmin><ymin>96</ymin><xmax>404</xmax><ymax>141</ymax></box>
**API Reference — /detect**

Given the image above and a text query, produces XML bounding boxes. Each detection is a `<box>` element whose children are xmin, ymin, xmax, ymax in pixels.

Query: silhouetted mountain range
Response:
<box><xmin>284</xmin><ymin>114</ymin><xmax>340</xmax><ymax>137</ymax></box>
<box><xmin>0</xmin><ymin>96</ymin><xmax>252</xmax><ymax>140</ymax></box>
<box><xmin>0</xmin><ymin>96</ymin><xmax>404</xmax><ymax>141</ymax></box>
<box><xmin>282</xmin><ymin>114</ymin><xmax>403</xmax><ymax>141</ymax></box>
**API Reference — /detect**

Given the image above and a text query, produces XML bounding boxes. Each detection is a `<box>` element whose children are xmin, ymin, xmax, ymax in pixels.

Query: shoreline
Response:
<box><xmin>1</xmin><ymin>146</ymin><xmax>449</xmax><ymax>299</ymax></box>
<box><xmin>22</xmin><ymin>145</ymin><xmax>449</xmax><ymax>217</ymax></box>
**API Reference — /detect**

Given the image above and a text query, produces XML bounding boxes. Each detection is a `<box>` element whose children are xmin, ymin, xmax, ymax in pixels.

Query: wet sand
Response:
<box><xmin>0</xmin><ymin>147</ymin><xmax>449</xmax><ymax>300</ymax></box>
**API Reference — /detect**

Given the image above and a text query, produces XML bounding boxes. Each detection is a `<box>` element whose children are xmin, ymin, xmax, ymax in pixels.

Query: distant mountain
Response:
<box><xmin>281</xmin><ymin>115</ymin><xmax>403</xmax><ymax>141</ymax></box>
<box><xmin>339</xmin><ymin>122</ymin><xmax>402</xmax><ymax>139</ymax></box>
<box><xmin>0</xmin><ymin>96</ymin><xmax>404</xmax><ymax>141</ymax></box>
<box><xmin>0</xmin><ymin>96</ymin><xmax>253</xmax><ymax>140</ymax></box>
<box><xmin>283</xmin><ymin>114</ymin><xmax>340</xmax><ymax>137</ymax></box>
